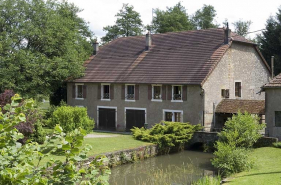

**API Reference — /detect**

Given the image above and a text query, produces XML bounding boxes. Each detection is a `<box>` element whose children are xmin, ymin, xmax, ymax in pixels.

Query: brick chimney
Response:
<box><xmin>93</xmin><ymin>41</ymin><xmax>99</xmax><ymax>55</ymax></box>
<box><xmin>224</xmin><ymin>23</ymin><xmax>231</xmax><ymax>44</ymax></box>
<box><xmin>145</xmin><ymin>31</ymin><xmax>151</xmax><ymax>50</ymax></box>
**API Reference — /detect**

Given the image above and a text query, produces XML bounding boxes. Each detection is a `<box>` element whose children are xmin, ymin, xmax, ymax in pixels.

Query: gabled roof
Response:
<box><xmin>263</xmin><ymin>73</ymin><xmax>281</xmax><ymax>88</ymax></box>
<box><xmin>216</xmin><ymin>99</ymin><xmax>265</xmax><ymax>114</ymax></box>
<box><xmin>73</xmin><ymin>28</ymin><xmax>267</xmax><ymax>84</ymax></box>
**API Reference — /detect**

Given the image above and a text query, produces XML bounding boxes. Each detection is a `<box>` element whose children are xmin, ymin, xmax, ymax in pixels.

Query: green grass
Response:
<box><xmin>37</xmin><ymin>132</ymin><xmax>152</xmax><ymax>165</ymax></box>
<box><xmin>226</xmin><ymin>147</ymin><xmax>281</xmax><ymax>185</ymax></box>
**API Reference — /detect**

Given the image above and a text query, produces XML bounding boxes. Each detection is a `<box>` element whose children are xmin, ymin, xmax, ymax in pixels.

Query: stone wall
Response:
<box><xmin>203</xmin><ymin>42</ymin><xmax>271</xmax><ymax>131</ymax></box>
<box><xmin>87</xmin><ymin>145</ymin><xmax>158</xmax><ymax>167</ymax></box>
<box><xmin>265</xmin><ymin>88</ymin><xmax>281</xmax><ymax>140</ymax></box>
<box><xmin>254</xmin><ymin>137</ymin><xmax>278</xmax><ymax>148</ymax></box>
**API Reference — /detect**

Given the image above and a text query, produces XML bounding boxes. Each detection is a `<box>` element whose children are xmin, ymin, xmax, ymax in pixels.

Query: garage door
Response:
<box><xmin>126</xmin><ymin>109</ymin><xmax>145</xmax><ymax>131</ymax></box>
<box><xmin>98</xmin><ymin>108</ymin><xmax>116</xmax><ymax>130</ymax></box>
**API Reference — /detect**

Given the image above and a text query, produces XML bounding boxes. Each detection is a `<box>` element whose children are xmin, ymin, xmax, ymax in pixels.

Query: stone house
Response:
<box><xmin>67</xmin><ymin>28</ymin><xmax>271</xmax><ymax>131</ymax></box>
<box><xmin>263</xmin><ymin>73</ymin><xmax>281</xmax><ymax>139</ymax></box>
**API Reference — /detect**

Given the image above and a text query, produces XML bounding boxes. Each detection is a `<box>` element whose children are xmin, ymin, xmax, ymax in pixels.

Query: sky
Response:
<box><xmin>67</xmin><ymin>0</ymin><xmax>281</xmax><ymax>41</ymax></box>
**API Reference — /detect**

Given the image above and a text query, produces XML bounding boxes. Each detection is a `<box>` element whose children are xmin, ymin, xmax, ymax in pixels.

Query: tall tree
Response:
<box><xmin>191</xmin><ymin>4</ymin><xmax>218</xmax><ymax>30</ymax></box>
<box><xmin>151</xmin><ymin>2</ymin><xmax>193</xmax><ymax>33</ymax></box>
<box><xmin>232</xmin><ymin>20</ymin><xmax>252</xmax><ymax>36</ymax></box>
<box><xmin>102</xmin><ymin>4</ymin><xmax>143</xmax><ymax>43</ymax></box>
<box><xmin>258</xmin><ymin>7</ymin><xmax>281</xmax><ymax>75</ymax></box>
<box><xmin>0</xmin><ymin>0</ymin><xmax>94</xmax><ymax>97</ymax></box>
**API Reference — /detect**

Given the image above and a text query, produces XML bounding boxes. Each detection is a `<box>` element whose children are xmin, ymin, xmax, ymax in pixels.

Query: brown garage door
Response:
<box><xmin>98</xmin><ymin>108</ymin><xmax>116</xmax><ymax>130</ymax></box>
<box><xmin>126</xmin><ymin>109</ymin><xmax>145</xmax><ymax>131</ymax></box>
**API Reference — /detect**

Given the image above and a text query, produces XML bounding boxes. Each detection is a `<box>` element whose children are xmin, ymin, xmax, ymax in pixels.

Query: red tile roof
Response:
<box><xmin>216</xmin><ymin>99</ymin><xmax>265</xmax><ymax>114</ymax></box>
<box><xmin>263</xmin><ymin>73</ymin><xmax>281</xmax><ymax>88</ymax></box>
<box><xmin>73</xmin><ymin>28</ymin><xmax>262</xmax><ymax>84</ymax></box>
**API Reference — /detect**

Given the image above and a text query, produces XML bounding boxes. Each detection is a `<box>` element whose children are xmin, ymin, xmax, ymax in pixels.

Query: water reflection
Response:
<box><xmin>109</xmin><ymin>150</ymin><xmax>215</xmax><ymax>185</ymax></box>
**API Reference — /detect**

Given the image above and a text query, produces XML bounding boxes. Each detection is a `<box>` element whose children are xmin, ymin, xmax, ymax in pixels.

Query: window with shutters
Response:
<box><xmin>152</xmin><ymin>85</ymin><xmax>162</xmax><ymax>101</ymax></box>
<box><xmin>75</xmin><ymin>84</ymin><xmax>84</xmax><ymax>99</ymax></box>
<box><xmin>275</xmin><ymin>111</ymin><xmax>281</xmax><ymax>127</ymax></box>
<box><xmin>125</xmin><ymin>84</ymin><xmax>135</xmax><ymax>101</ymax></box>
<box><xmin>235</xmin><ymin>81</ymin><xmax>242</xmax><ymax>98</ymax></box>
<box><xmin>221</xmin><ymin>89</ymin><xmax>229</xmax><ymax>98</ymax></box>
<box><xmin>101</xmin><ymin>84</ymin><xmax>110</xmax><ymax>100</ymax></box>
<box><xmin>172</xmin><ymin>85</ymin><xmax>182</xmax><ymax>101</ymax></box>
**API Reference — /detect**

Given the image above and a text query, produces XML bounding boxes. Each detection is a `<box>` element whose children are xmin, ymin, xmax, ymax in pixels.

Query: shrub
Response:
<box><xmin>0</xmin><ymin>89</ymin><xmax>15</xmax><ymax>110</ymax></box>
<box><xmin>212</xmin><ymin>111</ymin><xmax>263</xmax><ymax>176</ymax></box>
<box><xmin>0</xmin><ymin>95</ymin><xmax>110</xmax><ymax>184</ymax></box>
<box><xmin>131</xmin><ymin>121</ymin><xmax>201</xmax><ymax>154</ymax></box>
<box><xmin>218</xmin><ymin>111</ymin><xmax>265</xmax><ymax>148</ymax></box>
<box><xmin>48</xmin><ymin>105</ymin><xmax>94</xmax><ymax>133</ymax></box>
<box><xmin>212</xmin><ymin>142</ymin><xmax>253</xmax><ymax>176</ymax></box>
<box><xmin>30</xmin><ymin>120</ymin><xmax>46</xmax><ymax>144</ymax></box>
<box><xmin>273</xmin><ymin>142</ymin><xmax>281</xmax><ymax>148</ymax></box>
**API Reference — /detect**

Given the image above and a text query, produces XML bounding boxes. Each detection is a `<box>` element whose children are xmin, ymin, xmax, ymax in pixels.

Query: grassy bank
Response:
<box><xmin>37</xmin><ymin>131</ymin><xmax>153</xmax><ymax>165</ymax></box>
<box><xmin>226</xmin><ymin>147</ymin><xmax>281</xmax><ymax>185</ymax></box>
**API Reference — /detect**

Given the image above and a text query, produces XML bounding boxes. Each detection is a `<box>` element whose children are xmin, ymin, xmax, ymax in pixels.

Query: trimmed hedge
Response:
<box><xmin>48</xmin><ymin>106</ymin><xmax>94</xmax><ymax>133</ymax></box>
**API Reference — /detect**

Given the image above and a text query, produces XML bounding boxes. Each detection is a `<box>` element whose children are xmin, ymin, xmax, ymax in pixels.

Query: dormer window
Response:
<box><xmin>172</xmin><ymin>85</ymin><xmax>182</xmax><ymax>101</ymax></box>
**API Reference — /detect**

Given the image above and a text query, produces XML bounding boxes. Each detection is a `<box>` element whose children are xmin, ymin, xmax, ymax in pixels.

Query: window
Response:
<box><xmin>172</xmin><ymin>85</ymin><xmax>182</xmax><ymax>101</ymax></box>
<box><xmin>76</xmin><ymin>85</ymin><xmax>83</xmax><ymax>99</ymax></box>
<box><xmin>163</xmin><ymin>110</ymin><xmax>183</xmax><ymax>122</ymax></box>
<box><xmin>221</xmin><ymin>89</ymin><xmax>229</xmax><ymax>98</ymax></box>
<box><xmin>152</xmin><ymin>85</ymin><xmax>162</xmax><ymax>100</ymax></box>
<box><xmin>275</xmin><ymin>111</ymin><xmax>281</xmax><ymax>127</ymax></box>
<box><xmin>235</xmin><ymin>81</ymin><xmax>242</xmax><ymax>98</ymax></box>
<box><xmin>102</xmin><ymin>84</ymin><xmax>110</xmax><ymax>100</ymax></box>
<box><xmin>126</xmin><ymin>85</ymin><xmax>135</xmax><ymax>100</ymax></box>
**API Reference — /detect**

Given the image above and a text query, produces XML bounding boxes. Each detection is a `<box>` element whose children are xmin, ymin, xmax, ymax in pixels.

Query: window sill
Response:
<box><xmin>125</xmin><ymin>99</ymin><xmax>135</xmax><ymax>102</ymax></box>
<box><xmin>152</xmin><ymin>99</ymin><xmax>162</xmax><ymax>102</ymax></box>
<box><xmin>75</xmin><ymin>98</ymin><xmax>84</xmax><ymax>100</ymax></box>
<box><xmin>171</xmin><ymin>100</ymin><xmax>183</xmax><ymax>103</ymax></box>
<box><xmin>101</xmin><ymin>99</ymin><xmax>111</xmax><ymax>101</ymax></box>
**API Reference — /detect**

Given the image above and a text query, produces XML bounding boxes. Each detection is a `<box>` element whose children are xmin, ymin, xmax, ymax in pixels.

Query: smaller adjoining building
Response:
<box><xmin>263</xmin><ymin>73</ymin><xmax>281</xmax><ymax>139</ymax></box>
<box><xmin>215</xmin><ymin>99</ymin><xmax>265</xmax><ymax>131</ymax></box>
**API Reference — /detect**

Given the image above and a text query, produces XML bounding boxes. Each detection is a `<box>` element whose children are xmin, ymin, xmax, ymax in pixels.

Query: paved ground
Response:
<box><xmin>84</xmin><ymin>134</ymin><xmax>120</xmax><ymax>138</ymax></box>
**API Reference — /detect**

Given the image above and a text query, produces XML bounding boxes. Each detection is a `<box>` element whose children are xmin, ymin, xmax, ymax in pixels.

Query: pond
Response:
<box><xmin>109</xmin><ymin>150</ymin><xmax>215</xmax><ymax>185</ymax></box>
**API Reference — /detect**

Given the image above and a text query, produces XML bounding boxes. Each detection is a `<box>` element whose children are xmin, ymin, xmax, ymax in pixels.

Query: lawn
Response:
<box><xmin>37</xmin><ymin>131</ymin><xmax>153</xmax><ymax>165</ymax></box>
<box><xmin>226</xmin><ymin>147</ymin><xmax>281</xmax><ymax>185</ymax></box>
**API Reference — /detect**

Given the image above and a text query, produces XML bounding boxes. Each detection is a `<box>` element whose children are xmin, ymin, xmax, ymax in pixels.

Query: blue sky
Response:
<box><xmin>68</xmin><ymin>0</ymin><xmax>281</xmax><ymax>41</ymax></box>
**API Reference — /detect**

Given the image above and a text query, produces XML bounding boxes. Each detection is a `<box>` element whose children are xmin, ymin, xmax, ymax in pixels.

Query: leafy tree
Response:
<box><xmin>232</xmin><ymin>20</ymin><xmax>252</xmax><ymax>36</ymax></box>
<box><xmin>0</xmin><ymin>95</ymin><xmax>110</xmax><ymax>184</ymax></box>
<box><xmin>102</xmin><ymin>4</ymin><xmax>143</xmax><ymax>43</ymax></box>
<box><xmin>151</xmin><ymin>2</ymin><xmax>193</xmax><ymax>33</ymax></box>
<box><xmin>258</xmin><ymin>7</ymin><xmax>281</xmax><ymax>75</ymax></box>
<box><xmin>191</xmin><ymin>4</ymin><xmax>218</xmax><ymax>30</ymax></box>
<box><xmin>0</xmin><ymin>0</ymin><xmax>94</xmax><ymax>97</ymax></box>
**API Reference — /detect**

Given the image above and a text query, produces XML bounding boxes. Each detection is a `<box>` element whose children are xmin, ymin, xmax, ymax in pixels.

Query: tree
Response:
<box><xmin>0</xmin><ymin>0</ymin><xmax>94</xmax><ymax>97</ymax></box>
<box><xmin>191</xmin><ymin>4</ymin><xmax>218</xmax><ymax>30</ymax></box>
<box><xmin>151</xmin><ymin>2</ymin><xmax>193</xmax><ymax>33</ymax></box>
<box><xmin>0</xmin><ymin>95</ymin><xmax>110</xmax><ymax>184</ymax></box>
<box><xmin>232</xmin><ymin>20</ymin><xmax>252</xmax><ymax>36</ymax></box>
<box><xmin>102</xmin><ymin>4</ymin><xmax>143</xmax><ymax>43</ymax></box>
<box><xmin>258</xmin><ymin>7</ymin><xmax>281</xmax><ymax>75</ymax></box>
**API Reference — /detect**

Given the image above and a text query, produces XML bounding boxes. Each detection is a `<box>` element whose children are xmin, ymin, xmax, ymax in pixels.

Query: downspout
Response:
<box><xmin>200</xmin><ymin>87</ymin><xmax>205</xmax><ymax>128</ymax></box>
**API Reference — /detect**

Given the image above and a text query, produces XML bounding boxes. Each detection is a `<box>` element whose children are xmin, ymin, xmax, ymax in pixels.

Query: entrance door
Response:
<box><xmin>98</xmin><ymin>108</ymin><xmax>116</xmax><ymax>130</ymax></box>
<box><xmin>126</xmin><ymin>109</ymin><xmax>145</xmax><ymax>131</ymax></box>
<box><xmin>164</xmin><ymin>111</ymin><xmax>182</xmax><ymax>122</ymax></box>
